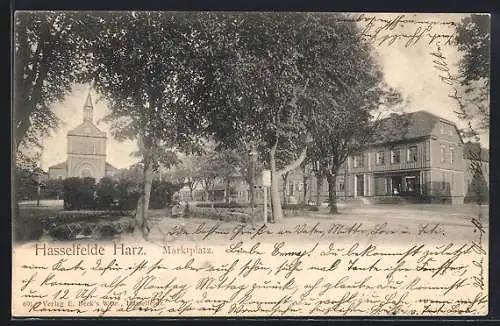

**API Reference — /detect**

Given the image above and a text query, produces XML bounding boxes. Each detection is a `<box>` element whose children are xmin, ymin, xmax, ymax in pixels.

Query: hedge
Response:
<box><xmin>196</xmin><ymin>202</ymin><xmax>249</xmax><ymax>208</ymax></box>
<box><xmin>282</xmin><ymin>203</ymin><xmax>319</xmax><ymax>211</ymax></box>
<box><xmin>45</xmin><ymin>216</ymin><xmax>135</xmax><ymax>240</ymax></box>
<box><xmin>62</xmin><ymin>177</ymin><xmax>181</xmax><ymax>211</ymax></box>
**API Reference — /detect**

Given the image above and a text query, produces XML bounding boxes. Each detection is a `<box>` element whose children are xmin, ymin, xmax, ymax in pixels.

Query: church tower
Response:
<box><xmin>83</xmin><ymin>93</ymin><xmax>94</xmax><ymax>123</ymax></box>
<box><xmin>66</xmin><ymin>92</ymin><xmax>107</xmax><ymax>180</ymax></box>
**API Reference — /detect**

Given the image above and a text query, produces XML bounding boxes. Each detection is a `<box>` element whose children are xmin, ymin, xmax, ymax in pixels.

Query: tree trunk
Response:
<box><xmin>269</xmin><ymin>147</ymin><xmax>283</xmax><ymax>222</ymax></box>
<box><xmin>225</xmin><ymin>178</ymin><xmax>231</xmax><ymax>203</ymax></box>
<box><xmin>135</xmin><ymin>152</ymin><xmax>154</xmax><ymax>238</ymax></box>
<box><xmin>303</xmin><ymin>176</ymin><xmax>308</xmax><ymax>204</ymax></box>
<box><xmin>282</xmin><ymin>172</ymin><xmax>289</xmax><ymax>206</ymax></box>
<box><xmin>316</xmin><ymin>175</ymin><xmax>323</xmax><ymax>207</ymax></box>
<box><xmin>249</xmin><ymin>181</ymin><xmax>255</xmax><ymax>207</ymax></box>
<box><xmin>211</xmin><ymin>182</ymin><xmax>215</xmax><ymax>209</ymax></box>
<box><xmin>189</xmin><ymin>185</ymin><xmax>194</xmax><ymax>201</ymax></box>
<box><xmin>327</xmin><ymin>173</ymin><xmax>339</xmax><ymax>214</ymax></box>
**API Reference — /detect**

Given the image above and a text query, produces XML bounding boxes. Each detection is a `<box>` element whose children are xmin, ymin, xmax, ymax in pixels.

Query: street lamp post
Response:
<box><xmin>249</xmin><ymin>145</ymin><xmax>257</xmax><ymax>219</ymax></box>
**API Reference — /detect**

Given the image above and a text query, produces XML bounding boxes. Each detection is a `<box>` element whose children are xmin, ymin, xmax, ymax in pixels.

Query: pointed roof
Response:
<box><xmin>84</xmin><ymin>92</ymin><xmax>93</xmax><ymax>108</ymax></box>
<box><xmin>68</xmin><ymin>92</ymin><xmax>106</xmax><ymax>137</ymax></box>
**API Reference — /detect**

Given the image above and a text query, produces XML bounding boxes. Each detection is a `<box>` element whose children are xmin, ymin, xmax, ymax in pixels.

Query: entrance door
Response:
<box><xmin>356</xmin><ymin>175</ymin><xmax>364</xmax><ymax>197</ymax></box>
<box><xmin>391</xmin><ymin>176</ymin><xmax>403</xmax><ymax>195</ymax></box>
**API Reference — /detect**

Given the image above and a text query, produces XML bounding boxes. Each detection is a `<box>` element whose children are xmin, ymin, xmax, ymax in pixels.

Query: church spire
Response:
<box><xmin>83</xmin><ymin>90</ymin><xmax>94</xmax><ymax>123</ymax></box>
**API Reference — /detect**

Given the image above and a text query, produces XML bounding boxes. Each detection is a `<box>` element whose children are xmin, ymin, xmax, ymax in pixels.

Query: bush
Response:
<box><xmin>96</xmin><ymin>177</ymin><xmax>115</xmax><ymax>209</ymax></box>
<box><xmin>14</xmin><ymin>215</ymin><xmax>43</xmax><ymax>241</ymax></box>
<box><xmin>196</xmin><ymin>202</ymin><xmax>249</xmax><ymax>208</ymax></box>
<box><xmin>150</xmin><ymin>180</ymin><xmax>183</xmax><ymax>209</ymax></box>
<box><xmin>46</xmin><ymin>217</ymin><xmax>135</xmax><ymax>240</ymax></box>
<box><xmin>15</xmin><ymin>168</ymin><xmax>39</xmax><ymax>201</ymax></box>
<box><xmin>63</xmin><ymin>177</ymin><xmax>97</xmax><ymax>210</ymax></box>
<box><xmin>282</xmin><ymin>203</ymin><xmax>306</xmax><ymax>210</ymax></box>
<box><xmin>465</xmin><ymin>169</ymin><xmax>489</xmax><ymax>204</ymax></box>
<box><xmin>42</xmin><ymin>179</ymin><xmax>64</xmax><ymax>199</ymax></box>
<box><xmin>61</xmin><ymin>177</ymin><xmax>184</xmax><ymax>211</ymax></box>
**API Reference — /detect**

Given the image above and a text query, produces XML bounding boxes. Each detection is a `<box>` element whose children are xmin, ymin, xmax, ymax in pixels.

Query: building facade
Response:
<box><xmin>48</xmin><ymin>94</ymin><xmax>117</xmax><ymax>181</ymax></box>
<box><xmin>202</xmin><ymin>111</ymin><xmax>487</xmax><ymax>205</ymax></box>
<box><xmin>283</xmin><ymin>111</ymin><xmax>490</xmax><ymax>205</ymax></box>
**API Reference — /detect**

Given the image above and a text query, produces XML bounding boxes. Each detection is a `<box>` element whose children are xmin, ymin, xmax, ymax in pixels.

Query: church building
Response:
<box><xmin>48</xmin><ymin>93</ymin><xmax>117</xmax><ymax>180</ymax></box>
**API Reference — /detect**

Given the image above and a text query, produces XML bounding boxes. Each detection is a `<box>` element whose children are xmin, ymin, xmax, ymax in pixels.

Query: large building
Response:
<box><xmin>282</xmin><ymin>111</ymin><xmax>488</xmax><ymax>204</ymax></box>
<box><xmin>48</xmin><ymin>93</ymin><xmax>117</xmax><ymax>180</ymax></box>
<box><xmin>187</xmin><ymin>110</ymin><xmax>488</xmax><ymax>205</ymax></box>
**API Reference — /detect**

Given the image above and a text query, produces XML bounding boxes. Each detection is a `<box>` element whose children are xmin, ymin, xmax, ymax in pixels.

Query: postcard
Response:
<box><xmin>12</xmin><ymin>11</ymin><xmax>490</xmax><ymax>317</ymax></box>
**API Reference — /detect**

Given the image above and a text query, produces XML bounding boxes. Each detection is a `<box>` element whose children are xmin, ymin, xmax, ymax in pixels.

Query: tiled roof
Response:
<box><xmin>48</xmin><ymin>161</ymin><xmax>67</xmax><ymax>169</ymax></box>
<box><xmin>371</xmin><ymin>110</ymin><xmax>452</xmax><ymax>144</ymax></box>
<box><xmin>463</xmin><ymin>142</ymin><xmax>489</xmax><ymax>162</ymax></box>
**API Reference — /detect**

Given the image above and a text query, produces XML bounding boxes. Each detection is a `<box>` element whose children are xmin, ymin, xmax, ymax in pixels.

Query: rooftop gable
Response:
<box><xmin>68</xmin><ymin>120</ymin><xmax>106</xmax><ymax>138</ymax></box>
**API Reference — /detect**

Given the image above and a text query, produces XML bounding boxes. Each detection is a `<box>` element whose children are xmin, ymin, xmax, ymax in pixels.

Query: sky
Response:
<box><xmin>38</xmin><ymin>12</ymin><xmax>489</xmax><ymax>171</ymax></box>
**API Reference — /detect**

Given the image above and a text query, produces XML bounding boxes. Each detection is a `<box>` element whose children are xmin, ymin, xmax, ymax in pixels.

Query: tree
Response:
<box><xmin>43</xmin><ymin>178</ymin><xmax>64</xmax><ymax>199</ymax></box>
<box><xmin>203</xmin><ymin>13</ymin><xmax>323</xmax><ymax>222</ymax></box>
<box><xmin>208</xmin><ymin>13</ymin><xmax>403</xmax><ymax>218</ymax></box>
<box><xmin>454</xmin><ymin>14</ymin><xmax>490</xmax><ymax>135</ymax></box>
<box><xmin>301</xmin><ymin>15</ymin><xmax>404</xmax><ymax>214</ymax></box>
<box><xmin>90</xmin><ymin>12</ymin><xmax>207</xmax><ymax>238</ymax></box>
<box><xmin>454</xmin><ymin>14</ymin><xmax>490</xmax><ymax>211</ymax></box>
<box><xmin>13</xmin><ymin>12</ymin><xmax>95</xmax><ymax>150</ymax></box>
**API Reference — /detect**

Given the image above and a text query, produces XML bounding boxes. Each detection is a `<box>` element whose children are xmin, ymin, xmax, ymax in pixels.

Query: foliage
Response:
<box><xmin>196</xmin><ymin>202</ymin><xmax>249</xmax><ymax>208</ymax></box>
<box><xmin>95</xmin><ymin>177</ymin><xmax>115</xmax><ymax>209</ymax></box>
<box><xmin>453</xmin><ymin>14</ymin><xmax>490</xmax><ymax>206</ymax></box>
<box><xmin>149</xmin><ymin>180</ymin><xmax>183</xmax><ymax>209</ymax></box>
<box><xmin>42</xmin><ymin>179</ymin><xmax>64</xmax><ymax>199</ymax></box>
<box><xmin>14</xmin><ymin>12</ymin><xmax>95</xmax><ymax>149</ymax></box>
<box><xmin>282</xmin><ymin>203</ymin><xmax>319</xmax><ymax>211</ymax></box>
<box><xmin>454</xmin><ymin>14</ymin><xmax>490</xmax><ymax>135</ymax></box>
<box><xmin>62</xmin><ymin>176</ymin><xmax>180</xmax><ymax>211</ymax></box>
<box><xmin>298</xmin><ymin>16</ymin><xmax>403</xmax><ymax>214</ymax></box>
<box><xmin>14</xmin><ymin>151</ymin><xmax>41</xmax><ymax>201</ymax></box>
<box><xmin>45</xmin><ymin>216</ymin><xmax>135</xmax><ymax>240</ymax></box>
<box><xmin>62</xmin><ymin>177</ymin><xmax>97</xmax><ymax>210</ymax></box>
<box><xmin>455</xmin><ymin>14</ymin><xmax>490</xmax><ymax>87</ymax></box>
<box><xmin>14</xmin><ymin>210</ymin><xmax>44</xmax><ymax>242</ymax></box>
<box><xmin>88</xmin><ymin>12</ymin><xmax>212</xmax><ymax>237</ymax></box>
